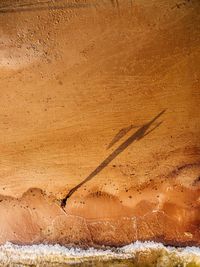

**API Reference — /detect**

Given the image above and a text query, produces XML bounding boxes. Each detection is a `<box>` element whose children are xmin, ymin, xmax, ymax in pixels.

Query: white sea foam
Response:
<box><xmin>0</xmin><ymin>241</ymin><xmax>199</xmax><ymax>266</ymax></box>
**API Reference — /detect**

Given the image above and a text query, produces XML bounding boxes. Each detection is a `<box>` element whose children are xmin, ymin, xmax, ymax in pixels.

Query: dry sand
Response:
<box><xmin>0</xmin><ymin>0</ymin><xmax>199</xmax><ymax>246</ymax></box>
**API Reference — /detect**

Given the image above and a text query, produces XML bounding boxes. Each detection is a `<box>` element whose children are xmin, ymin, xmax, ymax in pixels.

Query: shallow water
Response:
<box><xmin>43</xmin><ymin>261</ymin><xmax>198</xmax><ymax>267</ymax></box>
<box><xmin>0</xmin><ymin>241</ymin><xmax>199</xmax><ymax>267</ymax></box>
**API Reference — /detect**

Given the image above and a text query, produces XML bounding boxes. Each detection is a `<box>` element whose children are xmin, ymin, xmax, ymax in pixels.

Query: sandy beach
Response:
<box><xmin>0</xmin><ymin>0</ymin><xmax>199</xmax><ymax>248</ymax></box>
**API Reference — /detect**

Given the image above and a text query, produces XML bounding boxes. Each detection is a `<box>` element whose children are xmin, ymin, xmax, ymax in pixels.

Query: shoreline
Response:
<box><xmin>0</xmin><ymin>0</ymin><xmax>199</xmax><ymax>262</ymax></box>
<box><xmin>0</xmin><ymin>241</ymin><xmax>199</xmax><ymax>266</ymax></box>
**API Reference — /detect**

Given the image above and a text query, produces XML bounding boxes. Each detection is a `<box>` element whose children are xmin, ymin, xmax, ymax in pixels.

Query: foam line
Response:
<box><xmin>0</xmin><ymin>241</ymin><xmax>199</xmax><ymax>265</ymax></box>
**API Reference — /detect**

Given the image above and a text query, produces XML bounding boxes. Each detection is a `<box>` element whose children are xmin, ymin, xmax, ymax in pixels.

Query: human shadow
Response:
<box><xmin>107</xmin><ymin>124</ymin><xmax>141</xmax><ymax>149</ymax></box>
<box><xmin>61</xmin><ymin>109</ymin><xmax>166</xmax><ymax>208</ymax></box>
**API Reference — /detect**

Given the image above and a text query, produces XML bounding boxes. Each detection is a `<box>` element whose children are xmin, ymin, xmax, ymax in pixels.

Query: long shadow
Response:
<box><xmin>61</xmin><ymin>110</ymin><xmax>166</xmax><ymax>208</ymax></box>
<box><xmin>107</xmin><ymin>124</ymin><xmax>141</xmax><ymax>149</ymax></box>
<box><xmin>0</xmin><ymin>1</ymin><xmax>92</xmax><ymax>13</ymax></box>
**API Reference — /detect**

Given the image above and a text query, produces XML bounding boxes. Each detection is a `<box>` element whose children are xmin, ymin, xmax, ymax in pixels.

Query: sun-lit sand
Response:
<box><xmin>0</xmin><ymin>0</ymin><xmax>199</xmax><ymax>250</ymax></box>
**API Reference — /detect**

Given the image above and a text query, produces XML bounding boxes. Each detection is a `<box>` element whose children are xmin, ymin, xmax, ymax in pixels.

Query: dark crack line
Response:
<box><xmin>61</xmin><ymin>110</ymin><xmax>166</xmax><ymax>209</ymax></box>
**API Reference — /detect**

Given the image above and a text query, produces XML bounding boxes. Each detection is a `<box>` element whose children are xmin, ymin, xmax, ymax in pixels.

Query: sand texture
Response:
<box><xmin>0</xmin><ymin>0</ymin><xmax>199</xmax><ymax>246</ymax></box>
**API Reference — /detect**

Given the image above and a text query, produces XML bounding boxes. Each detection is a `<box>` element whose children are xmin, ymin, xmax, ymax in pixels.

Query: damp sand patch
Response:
<box><xmin>0</xmin><ymin>241</ymin><xmax>199</xmax><ymax>266</ymax></box>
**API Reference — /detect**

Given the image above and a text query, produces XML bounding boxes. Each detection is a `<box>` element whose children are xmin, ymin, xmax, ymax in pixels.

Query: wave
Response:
<box><xmin>0</xmin><ymin>241</ymin><xmax>199</xmax><ymax>266</ymax></box>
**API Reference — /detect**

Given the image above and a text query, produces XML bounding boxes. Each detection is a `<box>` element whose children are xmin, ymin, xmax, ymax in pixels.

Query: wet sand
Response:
<box><xmin>0</xmin><ymin>177</ymin><xmax>199</xmax><ymax>246</ymax></box>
